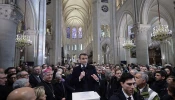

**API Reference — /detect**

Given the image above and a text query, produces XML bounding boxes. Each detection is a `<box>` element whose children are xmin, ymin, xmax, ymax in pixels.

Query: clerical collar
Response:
<box><xmin>122</xmin><ymin>88</ymin><xmax>134</xmax><ymax>100</ymax></box>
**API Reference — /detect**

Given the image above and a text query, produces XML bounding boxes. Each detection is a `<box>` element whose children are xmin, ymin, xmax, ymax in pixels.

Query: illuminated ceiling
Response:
<box><xmin>63</xmin><ymin>0</ymin><xmax>92</xmax><ymax>27</ymax></box>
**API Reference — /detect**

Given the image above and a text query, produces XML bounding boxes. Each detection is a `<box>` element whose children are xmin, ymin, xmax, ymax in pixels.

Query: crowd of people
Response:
<box><xmin>0</xmin><ymin>53</ymin><xmax>175</xmax><ymax>100</ymax></box>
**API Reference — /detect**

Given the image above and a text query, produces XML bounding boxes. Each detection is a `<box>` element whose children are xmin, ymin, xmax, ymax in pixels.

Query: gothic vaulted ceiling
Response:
<box><xmin>63</xmin><ymin>0</ymin><xmax>92</xmax><ymax>27</ymax></box>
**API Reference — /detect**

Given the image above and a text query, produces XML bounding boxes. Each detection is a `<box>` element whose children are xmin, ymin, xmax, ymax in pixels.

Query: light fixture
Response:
<box><xmin>122</xmin><ymin>14</ymin><xmax>136</xmax><ymax>49</ymax></box>
<box><xmin>151</xmin><ymin>0</ymin><xmax>172</xmax><ymax>41</ymax></box>
<box><xmin>16</xmin><ymin>0</ymin><xmax>32</xmax><ymax>50</ymax></box>
<box><xmin>16</xmin><ymin>33</ymin><xmax>32</xmax><ymax>50</ymax></box>
<box><xmin>123</xmin><ymin>39</ymin><xmax>136</xmax><ymax>49</ymax></box>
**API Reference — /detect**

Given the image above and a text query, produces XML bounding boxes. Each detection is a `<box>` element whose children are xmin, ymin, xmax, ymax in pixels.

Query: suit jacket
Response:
<box><xmin>53</xmin><ymin>81</ymin><xmax>67</xmax><ymax>100</ymax></box>
<box><xmin>109</xmin><ymin>88</ymin><xmax>144</xmax><ymax>100</ymax></box>
<box><xmin>29</xmin><ymin>74</ymin><xmax>42</xmax><ymax>87</ymax></box>
<box><xmin>71</xmin><ymin>64</ymin><xmax>99</xmax><ymax>92</ymax></box>
<box><xmin>38</xmin><ymin>81</ymin><xmax>56</xmax><ymax>100</ymax></box>
<box><xmin>99</xmin><ymin>79</ymin><xmax>113</xmax><ymax>100</ymax></box>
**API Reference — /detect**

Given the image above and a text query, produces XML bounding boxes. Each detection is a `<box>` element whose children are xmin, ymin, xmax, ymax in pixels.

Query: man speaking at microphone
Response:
<box><xmin>71</xmin><ymin>53</ymin><xmax>99</xmax><ymax>92</ymax></box>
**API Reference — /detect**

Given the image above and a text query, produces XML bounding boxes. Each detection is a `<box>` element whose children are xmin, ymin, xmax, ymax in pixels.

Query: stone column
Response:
<box><xmin>160</xmin><ymin>42</ymin><xmax>166</xmax><ymax>65</ymax></box>
<box><xmin>51</xmin><ymin>0</ymin><xmax>62</xmax><ymax>65</ymax></box>
<box><xmin>160</xmin><ymin>40</ymin><xmax>174</xmax><ymax>65</ymax></box>
<box><xmin>37</xmin><ymin>0</ymin><xmax>46</xmax><ymax>65</ymax></box>
<box><xmin>0</xmin><ymin>4</ymin><xmax>22</xmax><ymax>69</ymax></box>
<box><xmin>25</xmin><ymin>30</ymin><xmax>37</xmax><ymax>64</ymax></box>
<box><xmin>109</xmin><ymin>0</ymin><xmax>118</xmax><ymax>64</ymax></box>
<box><xmin>125</xmin><ymin>49</ymin><xmax>131</xmax><ymax>64</ymax></box>
<box><xmin>92</xmin><ymin>0</ymin><xmax>101</xmax><ymax>64</ymax></box>
<box><xmin>119</xmin><ymin>37</ymin><xmax>126</xmax><ymax>62</ymax></box>
<box><xmin>136</xmin><ymin>24</ymin><xmax>150</xmax><ymax>65</ymax></box>
<box><xmin>172</xmin><ymin>28</ymin><xmax>175</xmax><ymax>66</ymax></box>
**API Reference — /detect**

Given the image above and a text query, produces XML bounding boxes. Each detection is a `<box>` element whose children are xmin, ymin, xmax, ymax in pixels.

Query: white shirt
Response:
<box><xmin>81</xmin><ymin>64</ymin><xmax>87</xmax><ymax>68</ymax></box>
<box><xmin>122</xmin><ymin>88</ymin><xmax>134</xmax><ymax>100</ymax></box>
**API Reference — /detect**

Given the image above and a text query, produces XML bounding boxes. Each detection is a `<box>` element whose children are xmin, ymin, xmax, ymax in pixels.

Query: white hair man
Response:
<box><xmin>135</xmin><ymin>72</ymin><xmax>160</xmax><ymax>100</ymax></box>
<box><xmin>13</xmin><ymin>78</ymin><xmax>30</xmax><ymax>89</ymax></box>
<box><xmin>38</xmin><ymin>68</ymin><xmax>56</xmax><ymax>100</ymax></box>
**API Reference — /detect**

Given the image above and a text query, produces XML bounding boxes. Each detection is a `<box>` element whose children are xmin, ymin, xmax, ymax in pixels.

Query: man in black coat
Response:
<box><xmin>110</xmin><ymin>73</ymin><xmax>144</xmax><ymax>100</ymax></box>
<box><xmin>71</xmin><ymin>53</ymin><xmax>99</xmax><ymax>92</ymax></box>
<box><xmin>29</xmin><ymin>66</ymin><xmax>42</xmax><ymax>87</ymax></box>
<box><xmin>38</xmin><ymin>68</ymin><xmax>56</xmax><ymax>100</ymax></box>
<box><xmin>150</xmin><ymin>71</ymin><xmax>168</xmax><ymax>99</ymax></box>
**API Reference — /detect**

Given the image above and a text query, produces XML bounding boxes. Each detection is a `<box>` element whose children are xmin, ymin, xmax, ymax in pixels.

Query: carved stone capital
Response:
<box><xmin>25</xmin><ymin>29</ymin><xmax>38</xmax><ymax>35</ymax></box>
<box><xmin>0</xmin><ymin>4</ymin><xmax>22</xmax><ymax>24</ymax></box>
<box><xmin>139</xmin><ymin>24</ymin><xmax>151</xmax><ymax>34</ymax></box>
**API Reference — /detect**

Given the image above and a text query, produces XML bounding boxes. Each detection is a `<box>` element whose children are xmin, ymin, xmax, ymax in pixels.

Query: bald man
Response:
<box><xmin>7</xmin><ymin>87</ymin><xmax>36</xmax><ymax>100</ymax></box>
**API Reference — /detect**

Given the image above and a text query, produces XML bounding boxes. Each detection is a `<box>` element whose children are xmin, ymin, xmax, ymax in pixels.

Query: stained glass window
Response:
<box><xmin>66</xmin><ymin>27</ymin><xmax>70</xmax><ymax>38</ymax></box>
<box><xmin>72</xmin><ymin>27</ymin><xmax>77</xmax><ymax>39</ymax></box>
<box><xmin>78</xmin><ymin>27</ymin><xmax>83</xmax><ymax>38</ymax></box>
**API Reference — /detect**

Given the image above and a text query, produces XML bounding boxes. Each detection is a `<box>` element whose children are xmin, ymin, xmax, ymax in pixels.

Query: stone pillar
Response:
<box><xmin>0</xmin><ymin>4</ymin><xmax>22</xmax><ymax>69</ymax></box>
<box><xmin>160</xmin><ymin>42</ymin><xmax>166</xmax><ymax>65</ymax></box>
<box><xmin>51</xmin><ymin>0</ymin><xmax>62</xmax><ymax>65</ymax></box>
<box><xmin>92</xmin><ymin>0</ymin><xmax>101</xmax><ymax>64</ymax></box>
<box><xmin>109</xmin><ymin>0</ymin><xmax>118</xmax><ymax>64</ymax></box>
<box><xmin>136</xmin><ymin>24</ymin><xmax>150</xmax><ymax>65</ymax></box>
<box><xmin>125</xmin><ymin>49</ymin><xmax>131</xmax><ymax>64</ymax></box>
<box><xmin>160</xmin><ymin>40</ymin><xmax>174</xmax><ymax>65</ymax></box>
<box><xmin>172</xmin><ymin>28</ymin><xmax>175</xmax><ymax>66</ymax></box>
<box><xmin>37</xmin><ymin>0</ymin><xmax>47</xmax><ymax>65</ymax></box>
<box><xmin>119</xmin><ymin>37</ymin><xmax>126</xmax><ymax>62</ymax></box>
<box><xmin>25</xmin><ymin>30</ymin><xmax>37</xmax><ymax>64</ymax></box>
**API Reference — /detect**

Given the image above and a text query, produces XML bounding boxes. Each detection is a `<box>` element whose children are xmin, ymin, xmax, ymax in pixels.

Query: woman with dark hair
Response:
<box><xmin>164</xmin><ymin>66</ymin><xmax>173</xmax><ymax>77</ymax></box>
<box><xmin>167</xmin><ymin>76</ymin><xmax>175</xmax><ymax>85</ymax></box>
<box><xmin>162</xmin><ymin>82</ymin><xmax>175</xmax><ymax>100</ymax></box>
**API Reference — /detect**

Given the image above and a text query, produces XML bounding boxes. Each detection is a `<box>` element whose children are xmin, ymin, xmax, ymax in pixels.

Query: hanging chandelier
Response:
<box><xmin>123</xmin><ymin>39</ymin><xmax>135</xmax><ymax>49</ymax></box>
<box><xmin>151</xmin><ymin>0</ymin><xmax>172</xmax><ymax>41</ymax></box>
<box><xmin>151</xmin><ymin>24</ymin><xmax>172</xmax><ymax>41</ymax></box>
<box><xmin>16</xmin><ymin>32</ymin><xmax>32</xmax><ymax>50</ymax></box>
<box><xmin>15</xmin><ymin>0</ymin><xmax>32</xmax><ymax>50</ymax></box>
<box><xmin>122</xmin><ymin>13</ymin><xmax>135</xmax><ymax>49</ymax></box>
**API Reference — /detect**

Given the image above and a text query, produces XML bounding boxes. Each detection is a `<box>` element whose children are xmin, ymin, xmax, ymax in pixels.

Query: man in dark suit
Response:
<box><xmin>29</xmin><ymin>66</ymin><xmax>42</xmax><ymax>87</ymax></box>
<box><xmin>97</xmin><ymin>66</ymin><xmax>105</xmax><ymax>80</ymax></box>
<box><xmin>110</xmin><ymin>73</ymin><xmax>144</xmax><ymax>100</ymax></box>
<box><xmin>71</xmin><ymin>53</ymin><xmax>99</xmax><ymax>92</ymax></box>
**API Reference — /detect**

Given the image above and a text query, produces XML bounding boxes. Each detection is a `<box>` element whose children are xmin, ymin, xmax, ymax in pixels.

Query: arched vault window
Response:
<box><xmin>72</xmin><ymin>27</ymin><xmax>77</xmax><ymax>39</ymax></box>
<box><xmin>66</xmin><ymin>27</ymin><xmax>70</xmax><ymax>38</ymax></box>
<box><xmin>78</xmin><ymin>27</ymin><xmax>83</xmax><ymax>38</ymax></box>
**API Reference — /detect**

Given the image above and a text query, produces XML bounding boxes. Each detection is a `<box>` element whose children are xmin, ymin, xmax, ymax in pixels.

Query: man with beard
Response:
<box><xmin>110</xmin><ymin>73</ymin><xmax>144</xmax><ymax>100</ymax></box>
<box><xmin>150</xmin><ymin>71</ymin><xmax>168</xmax><ymax>99</ymax></box>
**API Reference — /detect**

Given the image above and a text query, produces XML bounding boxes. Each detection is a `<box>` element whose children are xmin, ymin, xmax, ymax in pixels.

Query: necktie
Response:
<box><xmin>36</xmin><ymin>76</ymin><xmax>41</xmax><ymax>82</ymax></box>
<box><xmin>82</xmin><ymin>65</ymin><xmax>86</xmax><ymax>71</ymax></box>
<box><xmin>128</xmin><ymin>97</ymin><xmax>131</xmax><ymax>100</ymax></box>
